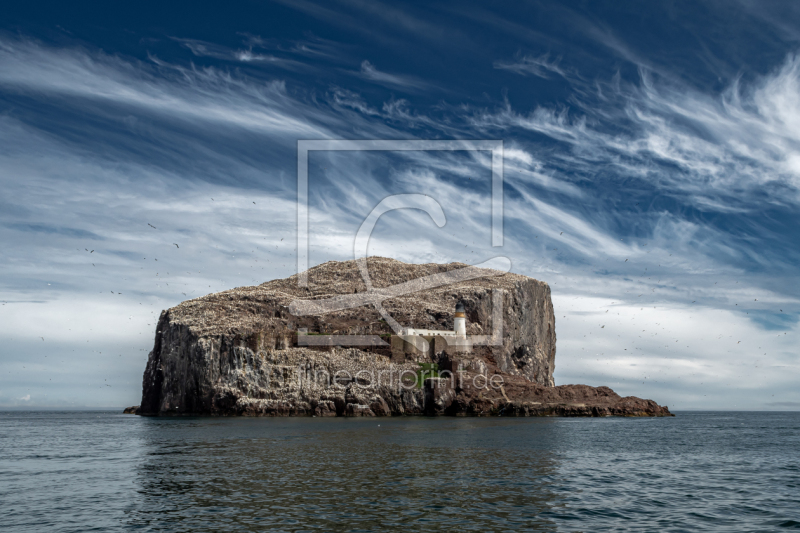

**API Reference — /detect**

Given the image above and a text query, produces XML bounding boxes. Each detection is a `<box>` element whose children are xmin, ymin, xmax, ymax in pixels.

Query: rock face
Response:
<box><xmin>136</xmin><ymin>257</ymin><xmax>671</xmax><ymax>417</ymax></box>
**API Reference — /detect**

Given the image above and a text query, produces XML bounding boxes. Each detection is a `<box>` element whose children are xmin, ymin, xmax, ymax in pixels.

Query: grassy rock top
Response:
<box><xmin>167</xmin><ymin>257</ymin><xmax>545</xmax><ymax>337</ymax></box>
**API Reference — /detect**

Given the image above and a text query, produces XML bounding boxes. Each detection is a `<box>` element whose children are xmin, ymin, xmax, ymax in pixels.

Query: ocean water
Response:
<box><xmin>1</xmin><ymin>412</ymin><xmax>798</xmax><ymax>532</ymax></box>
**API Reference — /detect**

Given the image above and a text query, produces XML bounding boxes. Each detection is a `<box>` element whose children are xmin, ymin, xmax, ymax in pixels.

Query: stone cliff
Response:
<box><xmin>133</xmin><ymin>257</ymin><xmax>671</xmax><ymax>417</ymax></box>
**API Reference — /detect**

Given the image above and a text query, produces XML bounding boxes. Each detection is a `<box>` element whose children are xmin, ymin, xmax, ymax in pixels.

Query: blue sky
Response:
<box><xmin>0</xmin><ymin>0</ymin><xmax>798</xmax><ymax>409</ymax></box>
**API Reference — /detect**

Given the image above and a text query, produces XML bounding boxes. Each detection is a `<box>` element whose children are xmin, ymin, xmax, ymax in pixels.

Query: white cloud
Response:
<box><xmin>358</xmin><ymin>60</ymin><xmax>432</xmax><ymax>91</ymax></box>
<box><xmin>503</xmin><ymin>147</ymin><xmax>535</xmax><ymax>166</ymax></box>
<box><xmin>554</xmin><ymin>295</ymin><xmax>799</xmax><ymax>410</ymax></box>
<box><xmin>494</xmin><ymin>53</ymin><xmax>569</xmax><ymax>79</ymax></box>
<box><xmin>478</xmin><ymin>54</ymin><xmax>800</xmax><ymax>209</ymax></box>
<box><xmin>0</xmin><ymin>39</ymin><xmax>329</xmax><ymax>138</ymax></box>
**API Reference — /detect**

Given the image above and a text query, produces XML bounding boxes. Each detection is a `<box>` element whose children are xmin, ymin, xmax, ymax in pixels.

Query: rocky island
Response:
<box><xmin>128</xmin><ymin>257</ymin><xmax>672</xmax><ymax>417</ymax></box>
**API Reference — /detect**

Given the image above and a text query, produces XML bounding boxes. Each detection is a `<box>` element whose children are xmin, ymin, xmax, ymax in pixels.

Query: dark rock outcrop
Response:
<box><xmin>134</xmin><ymin>257</ymin><xmax>671</xmax><ymax>417</ymax></box>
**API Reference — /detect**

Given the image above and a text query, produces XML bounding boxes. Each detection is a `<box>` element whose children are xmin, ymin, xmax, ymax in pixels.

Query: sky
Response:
<box><xmin>0</xmin><ymin>0</ymin><xmax>798</xmax><ymax>410</ymax></box>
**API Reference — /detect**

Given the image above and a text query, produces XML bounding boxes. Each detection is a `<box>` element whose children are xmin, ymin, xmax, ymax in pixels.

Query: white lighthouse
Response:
<box><xmin>393</xmin><ymin>300</ymin><xmax>472</xmax><ymax>359</ymax></box>
<box><xmin>454</xmin><ymin>301</ymin><xmax>467</xmax><ymax>337</ymax></box>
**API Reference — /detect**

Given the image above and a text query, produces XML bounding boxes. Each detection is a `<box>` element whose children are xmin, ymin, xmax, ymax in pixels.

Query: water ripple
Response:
<box><xmin>0</xmin><ymin>412</ymin><xmax>799</xmax><ymax>531</ymax></box>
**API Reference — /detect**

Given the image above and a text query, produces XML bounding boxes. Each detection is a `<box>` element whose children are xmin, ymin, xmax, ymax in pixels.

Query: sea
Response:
<box><xmin>1</xmin><ymin>411</ymin><xmax>798</xmax><ymax>532</ymax></box>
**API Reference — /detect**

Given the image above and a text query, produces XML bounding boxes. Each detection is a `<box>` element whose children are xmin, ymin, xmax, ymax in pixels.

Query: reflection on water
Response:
<box><xmin>130</xmin><ymin>418</ymin><xmax>561</xmax><ymax>531</ymax></box>
<box><xmin>1</xmin><ymin>412</ymin><xmax>799</xmax><ymax>532</ymax></box>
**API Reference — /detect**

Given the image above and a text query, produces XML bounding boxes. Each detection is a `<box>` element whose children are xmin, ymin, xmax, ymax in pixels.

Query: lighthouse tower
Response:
<box><xmin>454</xmin><ymin>301</ymin><xmax>467</xmax><ymax>337</ymax></box>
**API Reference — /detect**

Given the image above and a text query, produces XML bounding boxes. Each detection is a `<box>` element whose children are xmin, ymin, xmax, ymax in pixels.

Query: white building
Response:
<box><xmin>401</xmin><ymin>302</ymin><xmax>467</xmax><ymax>338</ymax></box>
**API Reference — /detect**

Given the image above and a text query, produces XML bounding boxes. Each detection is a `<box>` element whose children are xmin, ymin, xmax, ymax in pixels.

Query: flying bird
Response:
<box><xmin>148</xmin><ymin>223</ymin><xmax>156</xmax><ymax>229</ymax></box>
<box><xmin>173</xmin><ymin>243</ymin><xmax>179</xmax><ymax>248</ymax></box>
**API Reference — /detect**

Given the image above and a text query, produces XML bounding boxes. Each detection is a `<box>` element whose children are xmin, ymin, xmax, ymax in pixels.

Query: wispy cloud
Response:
<box><xmin>0</xmin><ymin>39</ymin><xmax>330</xmax><ymax>139</ymax></box>
<box><xmin>494</xmin><ymin>53</ymin><xmax>569</xmax><ymax>79</ymax></box>
<box><xmin>357</xmin><ymin>60</ymin><xmax>432</xmax><ymax>91</ymax></box>
<box><xmin>272</xmin><ymin>0</ymin><xmax>469</xmax><ymax>51</ymax></box>
<box><xmin>174</xmin><ymin>37</ymin><xmax>309</xmax><ymax>68</ymax></box>
<box><xmin>474</xmin><ymin>54</ymin><xmax>800</xmax><ymax>211</ymax></box>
